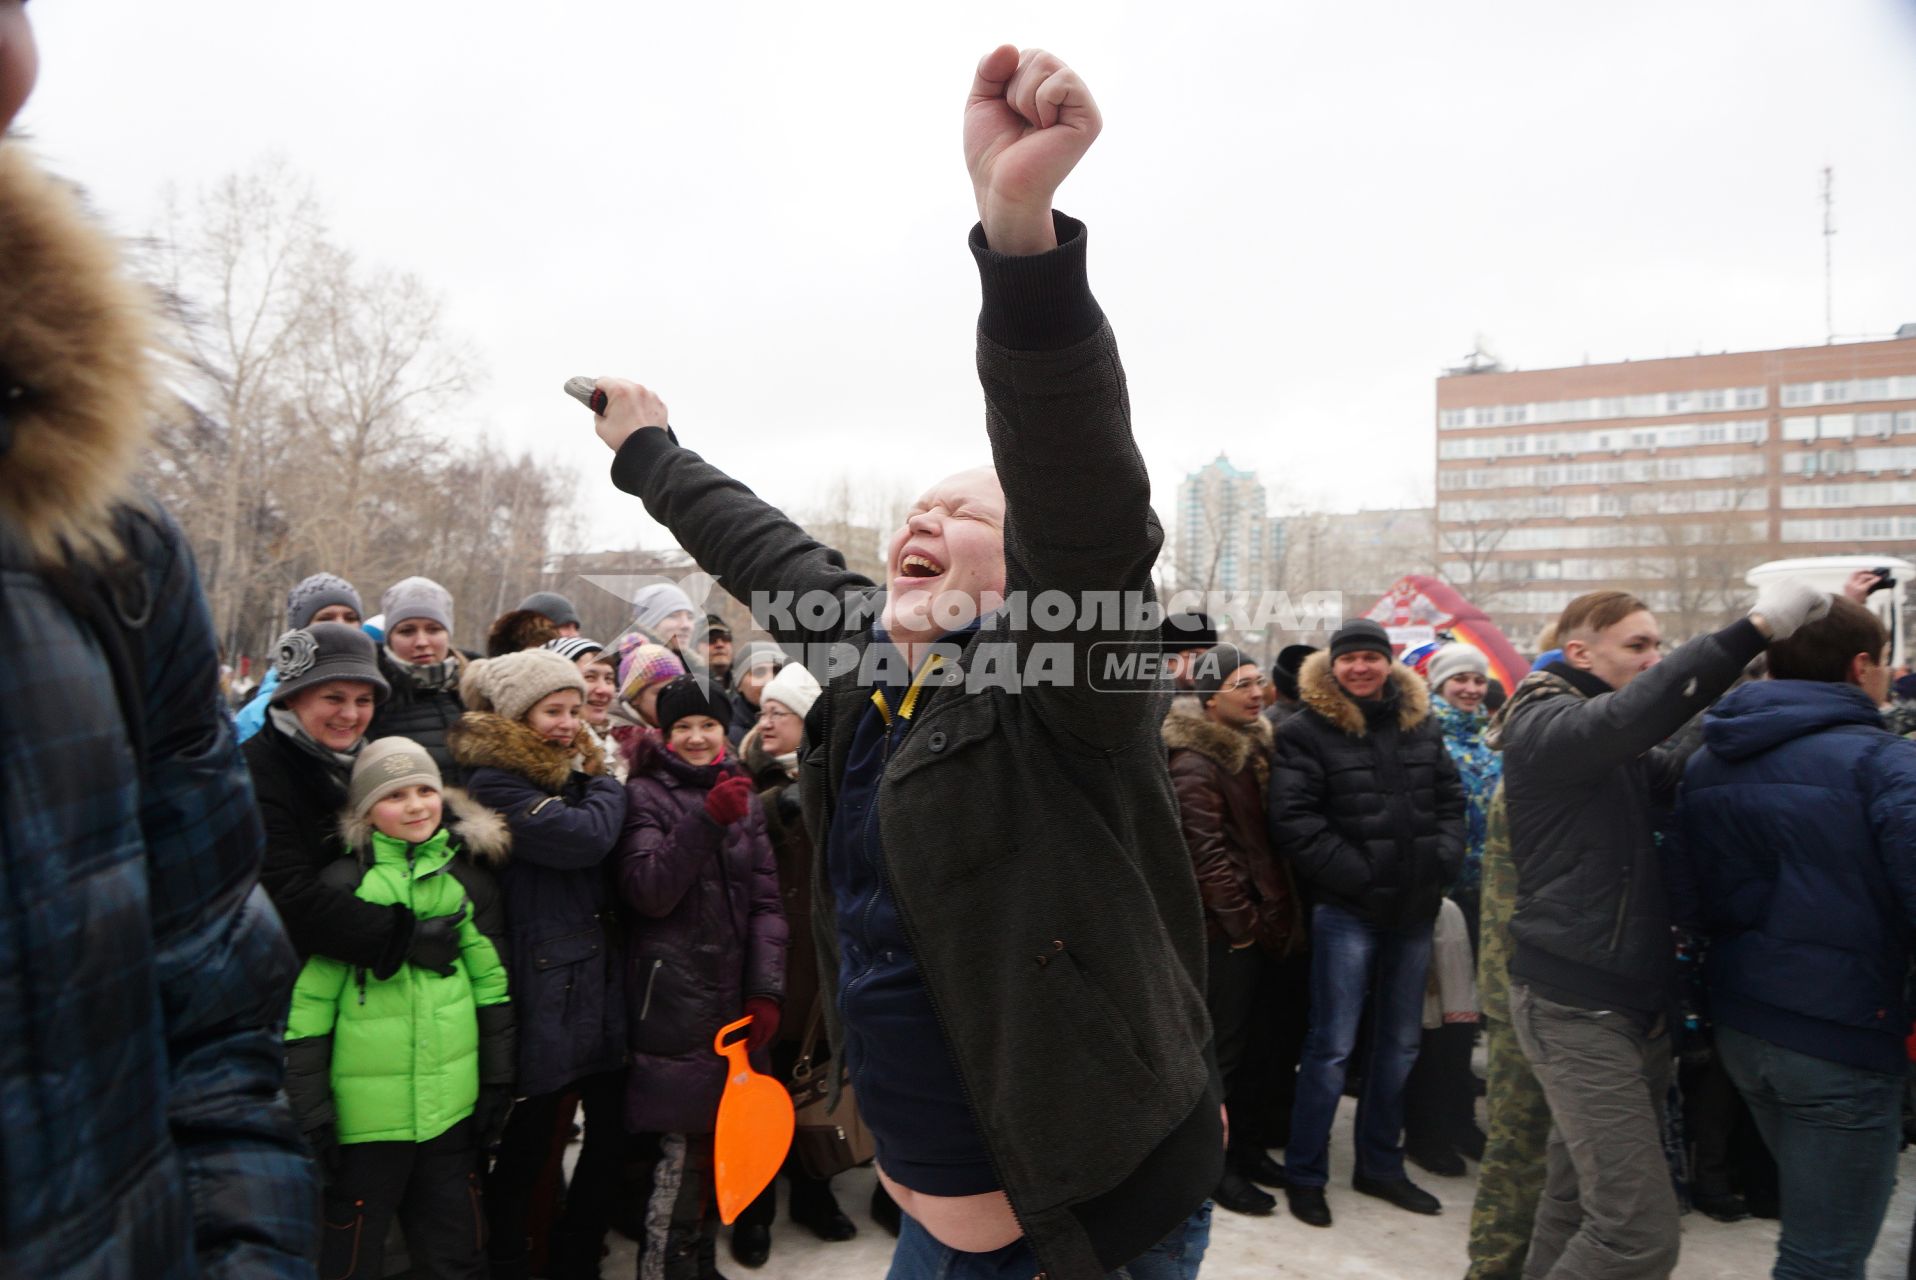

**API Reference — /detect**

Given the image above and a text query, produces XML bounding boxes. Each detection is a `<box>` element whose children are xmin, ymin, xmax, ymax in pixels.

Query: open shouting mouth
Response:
<box><xmin>896</xmin><ymin>550</ymin><xmax>946</xmax><ymax>584</ymax></box>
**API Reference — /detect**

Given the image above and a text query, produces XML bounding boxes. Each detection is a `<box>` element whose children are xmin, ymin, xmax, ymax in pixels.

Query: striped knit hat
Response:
<box><xmin>546</xmin><ymin>636</ymin><xmax>606</xmax><ymax>664</ymax></box>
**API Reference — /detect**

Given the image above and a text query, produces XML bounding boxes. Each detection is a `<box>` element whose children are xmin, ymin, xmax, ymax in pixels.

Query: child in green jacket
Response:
<box><xmin>285</xmin><ymin>737</ymin><xmax>516</xmax><ymax>1280</ymax></box>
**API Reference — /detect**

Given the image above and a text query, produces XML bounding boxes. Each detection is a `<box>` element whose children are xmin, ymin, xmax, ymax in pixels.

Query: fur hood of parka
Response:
<box><xmin>1296</xmin><ymin>649</ymin><xmax>1433</xmax><ymax>737</ymax></box>
<box><xmin>0</xmin><ymin>147</ymin><xmax>156</xmax><ymax>568</ymax></box>
<box><xmin>447</xmin><ymin>709</ymin><xmax>611</xmax><ymax>787</ymax></box>
<box><xmin>1161</xmin><ymin>706</ymin><xmax>1274</xmax><ymax>784</ymax></box>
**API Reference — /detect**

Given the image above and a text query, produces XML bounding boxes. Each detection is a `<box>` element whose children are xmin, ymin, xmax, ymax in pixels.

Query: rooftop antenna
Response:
<box><xmin>1823</xmin><ymin>165</ymin><xmax>1836</xmax><ymax>344</ymax></box>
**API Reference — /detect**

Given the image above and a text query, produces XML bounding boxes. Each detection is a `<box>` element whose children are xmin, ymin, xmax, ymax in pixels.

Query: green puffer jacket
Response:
<box><xmin>285</xmin><ymin>793</ymin><xmax>514</xmax><ymax>1145</ymax></box>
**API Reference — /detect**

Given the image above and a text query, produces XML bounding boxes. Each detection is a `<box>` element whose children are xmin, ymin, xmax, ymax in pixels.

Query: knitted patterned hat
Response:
<box><xmin>285</xmin><ymin>573</ymin><xmax>362</xmax><ymax>630</ymax></box>
<box><xmin>461</xmin><ymin>649</ymin><xmax>587</xmax><ymax>723</ymax></box>
<box><xmin>619</xmin><ymin>642</ymin><xmax>686</xmax><ymax>700</ymax></box>
<box><xmin>347</xmin><ymin>737</ymin><xmax>442</xmax><ymax>821</ymax></box>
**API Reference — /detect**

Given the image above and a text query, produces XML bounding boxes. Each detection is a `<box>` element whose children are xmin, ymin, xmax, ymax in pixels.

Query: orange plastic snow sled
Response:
<box><xmin>712</xmin><ymin>1014</ymin><xmax>796</xmax><ymax>1223</ymax></box>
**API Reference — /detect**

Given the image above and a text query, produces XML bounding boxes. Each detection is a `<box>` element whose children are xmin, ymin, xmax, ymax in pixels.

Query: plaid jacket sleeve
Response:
<box><xmin>131</xmin><ymin>509</ymin><xmax>320</xmax><ymax>1277</ymax></box>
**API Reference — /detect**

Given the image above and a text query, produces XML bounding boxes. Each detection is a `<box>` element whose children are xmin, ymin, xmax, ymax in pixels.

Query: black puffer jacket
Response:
<box><xmin>1268</xmin><ymin>653</ymin><xmax>1466</xmax><ymax>929</ymax></box>
<box><xmin>248</xmin><ymin>720</ymin><xmax>413</xmax><ymax>975</ymax></box>
<box><xmin>1492</xmin><ymin>620</ymin><xmax>1766</xmax><ymax>1013</ymax></box>
<box><xmin>366</xmin><ymin>650</ymin><xmax>466</xmax><ymax>782</ymax></box>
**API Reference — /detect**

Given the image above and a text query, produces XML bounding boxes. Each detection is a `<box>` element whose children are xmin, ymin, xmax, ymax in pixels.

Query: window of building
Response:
<box><xmin>1734</xmin><ymin>386</ymin><xmax>1765</xmax><ymax>409</ymax></box>
<box><xmin>1782</xmin><ymin>383</ymin><xmax>1816</xmax><ymax>407</ymax></box>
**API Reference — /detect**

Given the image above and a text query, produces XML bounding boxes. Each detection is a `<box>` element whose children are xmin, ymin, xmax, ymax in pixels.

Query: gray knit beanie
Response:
<box><xmin>1426</xmin><ymin>644</ymin><xmax>1488</xmax><ymax>695</ymax></box>
<box><xmin>381</xmin><ymin>576</ymin><xmax>454</xmax><ymax>633</ymax></box>
<box><xmin>286</xmin><ymin>573</ymin><xmax>363</xmax><ymax>630</ymax></box>
<box><xmin>348</xmin><ymin>737</ymin><xmax>442</xmax><ymax>821</ymax></box>
<box><xmin>731</xmin><ymin>639</ymin><xmax>789</xmax><ymax>678</ymax></box>
<box><xmin>630</xmin><ymin>582</ymin><xmax>696</xmax><ymax>635</ymax></box>
<box><xmin>461</xmin><ymin>649</ymin><xmax>588</xmax><ymax>723</ymax></box>
<box><xmin>519</xmin><ymin>591</ymin><xmax>581</xmax><ymax>628</ymax></box>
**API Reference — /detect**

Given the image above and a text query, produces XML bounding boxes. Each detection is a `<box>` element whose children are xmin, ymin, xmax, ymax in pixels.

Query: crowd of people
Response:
<box><xmin>232</xmin><ymin>574</ymin><xmax>859</xmax><ymax>1278</ymax></box>
<box><xmin>1159</xmin><ymin>573</ymin><xmax>1916</xmax><ymax>1280</ymax></box>
<box><xmin>8</xmin><ymin>10</ymin><xmax>1916</xmax><ymax>1279</ymax></box>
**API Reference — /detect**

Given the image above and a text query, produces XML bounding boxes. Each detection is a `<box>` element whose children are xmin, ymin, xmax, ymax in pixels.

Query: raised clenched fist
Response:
<box><xmin>964</xmin><ymin>45</ymin><xmax>1102</xmax><ymax>255</ymax></box>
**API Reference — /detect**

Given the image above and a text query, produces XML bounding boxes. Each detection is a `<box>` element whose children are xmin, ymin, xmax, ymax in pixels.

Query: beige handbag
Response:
<box><xmin>786</xmin><ymin>1004</ymin><xmax>876</xmax><ymax>1180</ymax></box>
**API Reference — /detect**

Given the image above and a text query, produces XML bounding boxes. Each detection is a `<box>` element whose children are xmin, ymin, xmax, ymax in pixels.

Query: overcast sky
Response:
<box><xmin>21</xmin><ymin>1</ymin><xmax>1916</xmax><ymax>553</ymax></box>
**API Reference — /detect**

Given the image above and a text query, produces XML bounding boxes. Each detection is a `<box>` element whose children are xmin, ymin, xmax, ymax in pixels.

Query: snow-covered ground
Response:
<box><xmin>595</xmin><ymin>1095</ymin><xmax>1916</xmax><ymax>1278</ymax></box>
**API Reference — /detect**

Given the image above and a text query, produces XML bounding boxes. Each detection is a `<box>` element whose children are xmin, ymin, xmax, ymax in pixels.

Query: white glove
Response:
<box><xmin>1751</xmin><ymin>581</ymin><xmax>1833</xmax><ymax>641</ymax></box>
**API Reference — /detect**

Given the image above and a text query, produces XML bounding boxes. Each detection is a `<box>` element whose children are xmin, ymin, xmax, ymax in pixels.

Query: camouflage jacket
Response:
<box><xmin>1477</xmin><ymin>781</ymin><xmax>1515</xmax><ymax>1023</ymax></box>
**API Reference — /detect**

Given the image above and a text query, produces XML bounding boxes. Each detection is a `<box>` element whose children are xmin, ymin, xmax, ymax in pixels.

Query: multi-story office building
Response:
<box><xmin>1435</xmin><ymin>331</ymin><xmax>1916</xmax><ymax>644</ymax></box>
<box><xmin>1175</xmin><ymin>454</ymin><xmax>1275</xmax><ymax>595</ymax></box>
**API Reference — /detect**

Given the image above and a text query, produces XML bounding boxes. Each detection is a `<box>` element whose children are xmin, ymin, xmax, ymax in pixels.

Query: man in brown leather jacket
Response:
<box><xmin>1165</xmin><ymin>643</ymin><xmax>1303</xmax><ymax>1218</ymax></box>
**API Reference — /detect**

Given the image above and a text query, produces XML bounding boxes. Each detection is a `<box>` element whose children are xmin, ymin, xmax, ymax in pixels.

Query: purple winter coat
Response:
<box><xmin>618</xmin><ymin>734</ymin><xmax>787</xmax><ymax>1134</ymax></box>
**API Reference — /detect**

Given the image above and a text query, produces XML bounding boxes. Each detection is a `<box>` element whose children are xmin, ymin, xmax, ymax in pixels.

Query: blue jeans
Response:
<box><xmin>1716</xmin><ymin>1025</ymin><xmax>1903</xmax><ymax>1280</ymax></box>
<box><xmin>886</xmin><ymin>1202</ymin><xmax>1212</xmax><ymax>1280</ymax></box>
<box><xmin>1285</xmin><ymin>901</ymin><xmax>1433</xmax><ymax>1188</ymax></box>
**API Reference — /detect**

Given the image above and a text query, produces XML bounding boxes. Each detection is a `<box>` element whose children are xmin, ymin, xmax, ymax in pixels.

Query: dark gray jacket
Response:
<box><xmin>1492</xmin><ymin>620</ymin><xmax>1766</xmax><ymax>1012</ymax></box>
<box><xmin>608</xmin><ymin>215</ymin><xmax>1220</xmax><ymax>1279</ymax></box>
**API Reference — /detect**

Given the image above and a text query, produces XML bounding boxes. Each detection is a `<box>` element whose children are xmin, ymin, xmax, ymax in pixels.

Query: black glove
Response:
<box><xmin>476</xmin><ymin>1086</ymin><xmax>515</xmax><ymax>1150</ymax></box>
<box><xmin>408</xmin><ymin>915</ymin><xmax>461</xmax><ymax>977</ymax></box>
<box><xmin>304</xmin><ymin>1125</ymin><xmax>342</xmax><ymax>1186</ymax></box>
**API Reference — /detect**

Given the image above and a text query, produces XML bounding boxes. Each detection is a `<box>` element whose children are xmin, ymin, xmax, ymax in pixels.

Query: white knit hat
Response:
<box><xmin>760</xmin><ymin>662</ymin><xmax>821</xmax><ymax>720</ymax></box>
<box><xmin>1426</xmin><ymin>644</ymin><xmax>1488</xmax><ymax>695</ymax></box>
<box><xmin>461</xmin><ymin>649</ymin><xmax>587</xmax><ymax>723</ymax></box>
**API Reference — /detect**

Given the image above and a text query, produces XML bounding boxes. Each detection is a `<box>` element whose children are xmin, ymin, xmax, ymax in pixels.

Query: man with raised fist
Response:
<box><xmin>591</xmin><ymin>44</ymin><xmax>1219</xmax><ymax>1280</ymax></box>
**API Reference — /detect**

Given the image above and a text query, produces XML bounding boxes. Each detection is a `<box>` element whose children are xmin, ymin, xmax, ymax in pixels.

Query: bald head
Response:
<box><xmin>880</xmin><ymin>465</ymin><xmax>1007</xmax><ymax>646</ymax></box>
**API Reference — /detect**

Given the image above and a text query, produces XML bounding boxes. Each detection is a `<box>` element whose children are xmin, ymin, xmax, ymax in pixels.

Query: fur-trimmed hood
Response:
<box><xmin>446</xmin><ymin>710</ymin><xmax>609</xmax><ymax>792</ymax></box>
<box><xmin>1162</xmin><ymin>708</ymin><xmax>1274</xmax><ymax>783</ymax></box>
<box><xmin>336</xmin><ymin>786</ymin><xmax>512</xmax><ymax>867</ymax></box>
<box><xmin>0</xmin><ymin>147</ymin><xmax>158</xmax><ymax>566</ymax></box>
<box><xmin>739</xmin><ymin>722</ymin><xmax>797</xmax><ymax>785</ymax></box>
<box><xmin>1297</xmin><ymin>649</ymin><xmax>1431</xmax><ymax>738</ymax></box>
